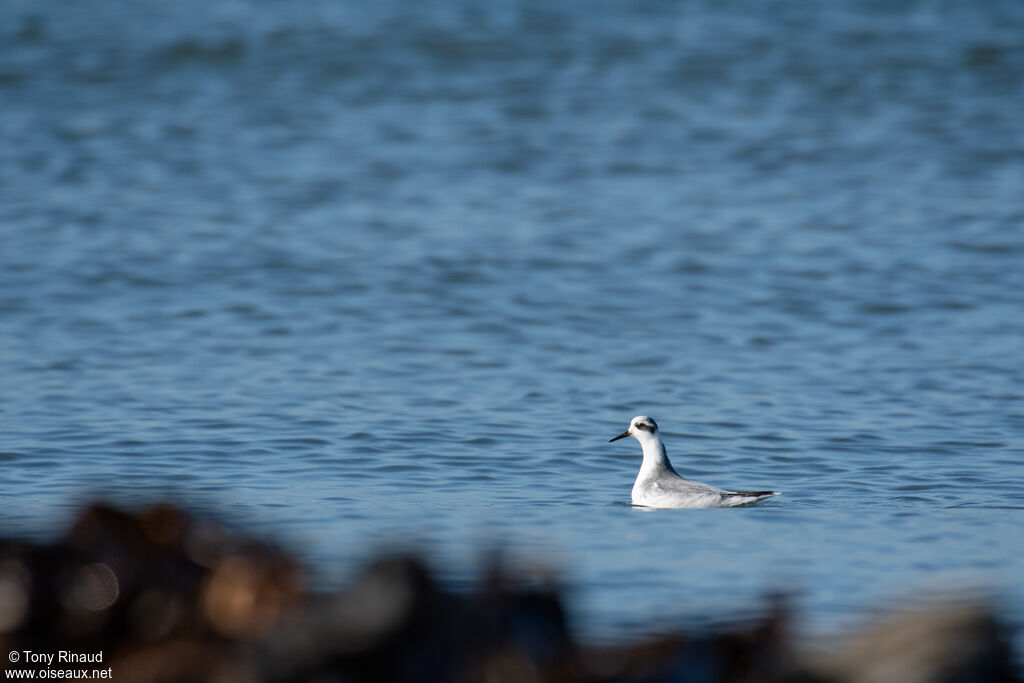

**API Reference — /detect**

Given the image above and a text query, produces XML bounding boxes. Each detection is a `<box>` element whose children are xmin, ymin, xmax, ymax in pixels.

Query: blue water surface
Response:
<box><xmin>2</xmin><ymin>0</ymin><xmax>1024</xmax><ymax>649</ymax></box>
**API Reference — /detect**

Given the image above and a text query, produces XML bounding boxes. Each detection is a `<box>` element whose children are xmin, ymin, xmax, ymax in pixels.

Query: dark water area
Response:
<box><xmin>2</xmin><ymin>0</ymin><xmax>1024</xmax><ymax>654</ymax></box>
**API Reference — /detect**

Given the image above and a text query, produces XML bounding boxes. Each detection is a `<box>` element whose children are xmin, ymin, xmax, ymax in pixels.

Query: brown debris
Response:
<box><xmin>0</xmin><ymin>504</ymin><xmax>1018</xmax><ymax>683</ymax></box>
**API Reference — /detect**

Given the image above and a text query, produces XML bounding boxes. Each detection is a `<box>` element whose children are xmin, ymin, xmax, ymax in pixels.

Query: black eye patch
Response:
<box><xmin>635</xmin><ymin>422</ymin><xmax>655</xmax><ymax>432</ymax></box>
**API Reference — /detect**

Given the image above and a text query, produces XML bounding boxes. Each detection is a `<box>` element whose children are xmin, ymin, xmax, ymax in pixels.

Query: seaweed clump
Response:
<box><xmin>0</xmin><ymin>504</ymin><xmax>1017</xmax><ymax>683</ymax></box>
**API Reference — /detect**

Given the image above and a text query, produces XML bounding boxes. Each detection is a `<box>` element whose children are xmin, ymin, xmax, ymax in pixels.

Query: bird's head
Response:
<box><xmin>609</xmin><ymin>415</ymin><xmax>659</xmax><ymax>443</ymax></box>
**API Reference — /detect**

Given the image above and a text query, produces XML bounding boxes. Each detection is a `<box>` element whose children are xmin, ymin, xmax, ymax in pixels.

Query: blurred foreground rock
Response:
<box><xmin>0</xmin><ymin>504</ymin><xmax>1018</xmax><ymax>683</ymax></box>
<box><xmin>809</xmin><ymin>603</ymin><xmax>1018</xmax><ymax>683</ymax></box>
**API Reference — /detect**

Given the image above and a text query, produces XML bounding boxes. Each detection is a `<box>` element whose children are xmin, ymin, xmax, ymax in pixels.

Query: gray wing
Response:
<box><xmin>653</xmin><ymin>473</ymin><xmax>729</xmax><ymax>495</ymax></box>
<box><xmin>659</xmin><ymin>475</ymin><xmax>778</xmax><ymax>503</ymax></box>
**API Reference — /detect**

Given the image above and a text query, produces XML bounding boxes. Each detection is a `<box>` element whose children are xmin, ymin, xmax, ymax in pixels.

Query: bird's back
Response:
<box><xmin>633</xmin><ymin>470</ymin><xmax>778</xmax><ymax>509</ymax></box>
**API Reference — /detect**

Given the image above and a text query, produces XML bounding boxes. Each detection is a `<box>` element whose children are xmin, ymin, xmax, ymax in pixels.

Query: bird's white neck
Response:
<box><xmin>636</xmin><ymin>434</ymin><xmax>678</xmax><ymax>480</ymax></box>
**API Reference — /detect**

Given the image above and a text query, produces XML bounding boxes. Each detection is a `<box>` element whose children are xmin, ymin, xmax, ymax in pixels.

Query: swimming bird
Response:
<box><xmin>610</xmin><ymin>416</ymin><xmax>779</xmax><ymax>508</ymax></box>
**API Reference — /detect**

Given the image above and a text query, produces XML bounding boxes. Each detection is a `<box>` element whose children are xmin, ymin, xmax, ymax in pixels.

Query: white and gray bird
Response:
<box><xmin>610</xmin><ymin>416</ymin><xmax>779</xmax><ymax>508</ymax></box>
